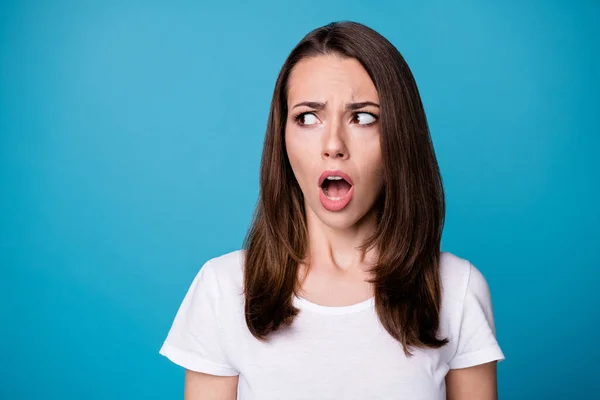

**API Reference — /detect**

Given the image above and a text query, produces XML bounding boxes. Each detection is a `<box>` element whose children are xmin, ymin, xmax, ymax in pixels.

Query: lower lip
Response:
<box><xmin>319</xmin><ymin>185</ymin><xmax>354</xmax><ymax>212</ymax></box>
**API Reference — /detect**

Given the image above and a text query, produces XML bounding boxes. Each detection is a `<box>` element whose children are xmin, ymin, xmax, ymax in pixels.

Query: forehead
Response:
<box><xmin>287</xmin><ymin>54</ymin><xmax>379</xmax><ymax>104</ymax></box>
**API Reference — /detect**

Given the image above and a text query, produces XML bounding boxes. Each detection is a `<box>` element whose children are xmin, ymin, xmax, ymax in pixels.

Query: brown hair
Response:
<box><xmin>242</xmin><ymin>21</ymin><xmax>448</xmax><ymax>354</ymax></box>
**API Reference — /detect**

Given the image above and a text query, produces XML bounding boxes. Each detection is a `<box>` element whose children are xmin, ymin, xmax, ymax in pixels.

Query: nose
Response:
<box><xmin>321</xmin><ymin>121</ymin><xmax>348</xmax><ymax>160</ymax></box>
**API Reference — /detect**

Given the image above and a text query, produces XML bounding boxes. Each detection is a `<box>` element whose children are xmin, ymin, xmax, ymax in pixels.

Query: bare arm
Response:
<box><xmin>184</xmin><ymin>370</ymin><xmax>239</xmax><ymax>400</ymax></box>
<box><xmin>446</xmin><ymin>361</ymin><xmax>498</xmax><ymax>400</ymax></box>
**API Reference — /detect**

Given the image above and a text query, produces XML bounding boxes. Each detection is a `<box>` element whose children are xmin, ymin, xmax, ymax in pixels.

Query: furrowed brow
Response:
<box><xmin>292</xmin><ymin>101</ymin><xmax>326</xmax><ymax>110</ymax></box>
<box><xmin>345</xmin><ymin>101</ymin><xmax>380</xmax><ymax>111</ymax></box>
<box><xmin>291</xmin><ymin>101</ymin><xmax>379</xmax><ymax>110</ymax></box>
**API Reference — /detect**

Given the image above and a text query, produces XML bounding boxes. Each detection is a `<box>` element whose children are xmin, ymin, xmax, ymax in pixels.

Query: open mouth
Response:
<box><xmin>318</xmin><ymin>170</ymin><xmax>354</xmax><ymax>212</ymax></box>
<box><xmin>321</xmin><ymin>176</ymin><xmax>352</xmax><ymax>200</ymax></box>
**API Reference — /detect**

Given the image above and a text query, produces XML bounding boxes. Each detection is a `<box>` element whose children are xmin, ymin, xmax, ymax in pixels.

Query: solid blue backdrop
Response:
<box><xmin>1</xmin><ymin>0</ymin><xmax>598</xmax><ymax>398</ymax></box>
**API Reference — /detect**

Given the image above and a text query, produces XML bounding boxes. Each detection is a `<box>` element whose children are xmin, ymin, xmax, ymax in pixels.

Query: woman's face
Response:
<box><xmin>285</xmin><ymin>54</ymin><xmax>384</xmax><ymax>230</ymax></box>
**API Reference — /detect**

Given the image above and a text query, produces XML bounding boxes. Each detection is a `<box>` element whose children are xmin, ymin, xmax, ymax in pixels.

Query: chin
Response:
<box><xmin>321</xmin><ymin>214</ymin><xmax>360</xmax><ymax>230</ymax></box>
<box><xmin>311</xmin><ymin>204</ymin><xmax>365</xmax><ymax>231</ymax></box>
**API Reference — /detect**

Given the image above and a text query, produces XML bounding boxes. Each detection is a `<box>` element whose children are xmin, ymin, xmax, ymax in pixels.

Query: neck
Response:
<box><xmin>303</xmin><ymin>204</ymin><xmax>379</xmax><ymax>275</ymax></box>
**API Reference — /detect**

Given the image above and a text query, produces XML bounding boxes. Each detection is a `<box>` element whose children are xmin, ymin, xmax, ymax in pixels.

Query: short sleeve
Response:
<box><xmin>159</xmin><ymin>261</ymin><xmax>239</xmax><ymax>376</ymax></box>
<box><xmin>448</xmin><ymin>262</ymin><xmax>505</xmax><ymax>369</ymax></box>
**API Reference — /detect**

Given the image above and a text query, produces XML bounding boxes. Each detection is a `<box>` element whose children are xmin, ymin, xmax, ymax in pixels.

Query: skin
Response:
<box><xmin>184</xmin><ymin>371</ymin><xmax>237</xmax><ymax>400</ymax></box>
<box><xmin>446</xmin><ymin>362</ymin><xmax>499</xmax><ymax>399</ymax></box>
<box><xmin>284</xmin><ymin>54</ymin><xmax>384</xmax><ymax>305</ymax></box>
<box><xmin>185</xmin><ymin>54</ymin><xmax>498</xmax><ymax>399</ymax></box>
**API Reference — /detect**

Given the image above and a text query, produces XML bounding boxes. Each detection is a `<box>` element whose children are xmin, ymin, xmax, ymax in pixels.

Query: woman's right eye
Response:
<box><xmin>296</xmin><ymin>112</ymin><xmax>319</xmax><ymax>126</ymax></box>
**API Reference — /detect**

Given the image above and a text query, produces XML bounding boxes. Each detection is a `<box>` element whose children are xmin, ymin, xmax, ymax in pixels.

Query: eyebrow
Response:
<box><xmin>291</xmin><ymin>101</ymin><xmax>380</xmax><ymax>110</ymax></box>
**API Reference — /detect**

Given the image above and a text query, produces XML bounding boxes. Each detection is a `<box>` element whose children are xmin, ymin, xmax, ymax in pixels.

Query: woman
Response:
<box><xmin>160</xmin><ymin>21</ymin><xmax>505</xmax><ymax>399</ymax></box>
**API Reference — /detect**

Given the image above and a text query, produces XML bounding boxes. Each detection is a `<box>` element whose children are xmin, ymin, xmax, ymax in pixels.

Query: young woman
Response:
<box><xmin>160</xmin><ymin>21</ymin><xmax>505</xmax><ymax>399</ymax></box>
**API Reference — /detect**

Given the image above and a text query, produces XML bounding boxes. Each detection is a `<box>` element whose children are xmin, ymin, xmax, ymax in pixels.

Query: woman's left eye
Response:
<box><xmin>353</xmin><ymin>112</ymin><xmax>377</xmax><ymax>125</ymax></box>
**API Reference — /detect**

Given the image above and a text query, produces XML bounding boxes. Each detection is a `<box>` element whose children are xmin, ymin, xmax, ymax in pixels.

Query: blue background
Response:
<box><xmin>1</xmin><ymin>0</ymin><xmax>598</xmax><ymax>398</ymax></box>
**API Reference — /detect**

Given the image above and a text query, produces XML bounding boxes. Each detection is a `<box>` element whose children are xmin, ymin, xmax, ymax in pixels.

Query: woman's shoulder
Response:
<box><xmin>438</xmin><ymin>251</ymin><xmax>496</xmax><ymax>333</ymax></box>
<box><xmin>438</xmin><ymin>251</ymin><xmax>496</xmax><ymax>325</ymax></box>
<box><xmin>437</xmin><ymin>251</ymin><xmax>505</xmax><ymax>368</ymax></box>
<box><xmin>202</xmin><ymin>248</ymin><xmax>245</xmax><ymax>274</ymax></box>
<box><xmin>178</xmin><ymin>249</ymin><xmax>247</xmax><ymax>319</ymax></box>
<box><xmin>199</xmin><ymin>249</ymin><xmax>245</xmax><ymax>293</ymax></box>
<box><xmin>199</xmin><ymin>249</ymin><xmax>489</xmax><ymax>298</ymax></box>
<box><xmin>439</xmin><ymin>251</ymin><xmax>489</xmax><ymax>301</ymax></box>
<box><xmin>196</xmin><ymin>249</ymin><xmax>493</xmax><ymax>309</ymax></box>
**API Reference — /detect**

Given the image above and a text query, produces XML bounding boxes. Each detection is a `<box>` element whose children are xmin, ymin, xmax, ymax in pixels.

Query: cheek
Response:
<box><xmin>362</xmin><ymin>146</ymin><xmax>385</xmax><ymax>193</ymax></box>
<box><xmin>285</xmin><ymin>128</ymin><xmax>310</xmax><ymax>184</ymax></box>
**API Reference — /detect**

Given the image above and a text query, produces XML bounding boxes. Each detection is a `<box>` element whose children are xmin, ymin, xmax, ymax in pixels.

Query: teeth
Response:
<box><xmin>326</xmin><ymin>176</ymin><xmax>343</xmax><ymax>180</ymax></box>
<box><xmin>325</xmin><ymin>194</ymin><xmax>342</xmax><ymax>201</ymax></box>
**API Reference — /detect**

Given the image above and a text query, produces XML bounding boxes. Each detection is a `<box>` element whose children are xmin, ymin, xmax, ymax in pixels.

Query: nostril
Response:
<box><xmin>323</xmin><ymin>152</ymin><xmax>345</xmax><ymax>158</ymax></box>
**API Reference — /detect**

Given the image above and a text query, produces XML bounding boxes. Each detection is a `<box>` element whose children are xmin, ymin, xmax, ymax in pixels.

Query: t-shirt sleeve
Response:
<box><xmin>448</xmin><ymin>262</ymin><xmax>505</xmax><ymax>369</ymax></box>
<box><xmin>159</xmin><ymin>261</ymin><xmax>239</xmax><ymax>376</ymax></box>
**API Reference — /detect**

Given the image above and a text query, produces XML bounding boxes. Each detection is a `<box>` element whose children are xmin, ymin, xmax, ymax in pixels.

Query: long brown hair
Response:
<box><xmin>242</xmin><ymin>21</ymin><xmax>448</xmax><ymax>355</ymax></box>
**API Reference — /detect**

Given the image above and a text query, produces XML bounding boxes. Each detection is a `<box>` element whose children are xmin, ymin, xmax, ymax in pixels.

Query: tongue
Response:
<box><xmin>326</xmin><ymin>180</ymin><xmax>351</xmax><ymax>198</ymax></box>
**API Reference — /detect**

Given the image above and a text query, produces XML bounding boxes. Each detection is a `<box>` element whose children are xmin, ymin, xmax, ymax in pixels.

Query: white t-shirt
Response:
<box><xmin>159</xmin><ymin>250</ymin><xmax>505</xmax><ymax>399</ymax></box>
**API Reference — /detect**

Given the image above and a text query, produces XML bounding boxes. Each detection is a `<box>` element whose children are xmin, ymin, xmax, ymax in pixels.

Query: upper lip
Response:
<box><xmin>318</xmin><ymin>169</ymin><xmax>354</xmax><ymax>187</ymax></box>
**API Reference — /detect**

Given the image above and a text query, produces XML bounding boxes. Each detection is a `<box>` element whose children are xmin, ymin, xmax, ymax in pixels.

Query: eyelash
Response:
<box><xmin>292</xmin><ymin>111</ymin><xmax>379</xmax><ymax>127</ymax></box>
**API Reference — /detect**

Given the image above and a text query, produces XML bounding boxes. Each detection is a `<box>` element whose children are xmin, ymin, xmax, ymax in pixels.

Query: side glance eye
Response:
<box><xmin>353</xmin><ymin>112</ymin><xmax>378</xmax><ymax>125</ymax></box>
<box><xmin>293</xmin><ymin>111</ymin><xmax>378</xmax><ymax>127</ymax></box>
<box><xmin>294</xmin><ymin>112</ymin><xmax>320</xmax><ymax>126</ymax></box>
